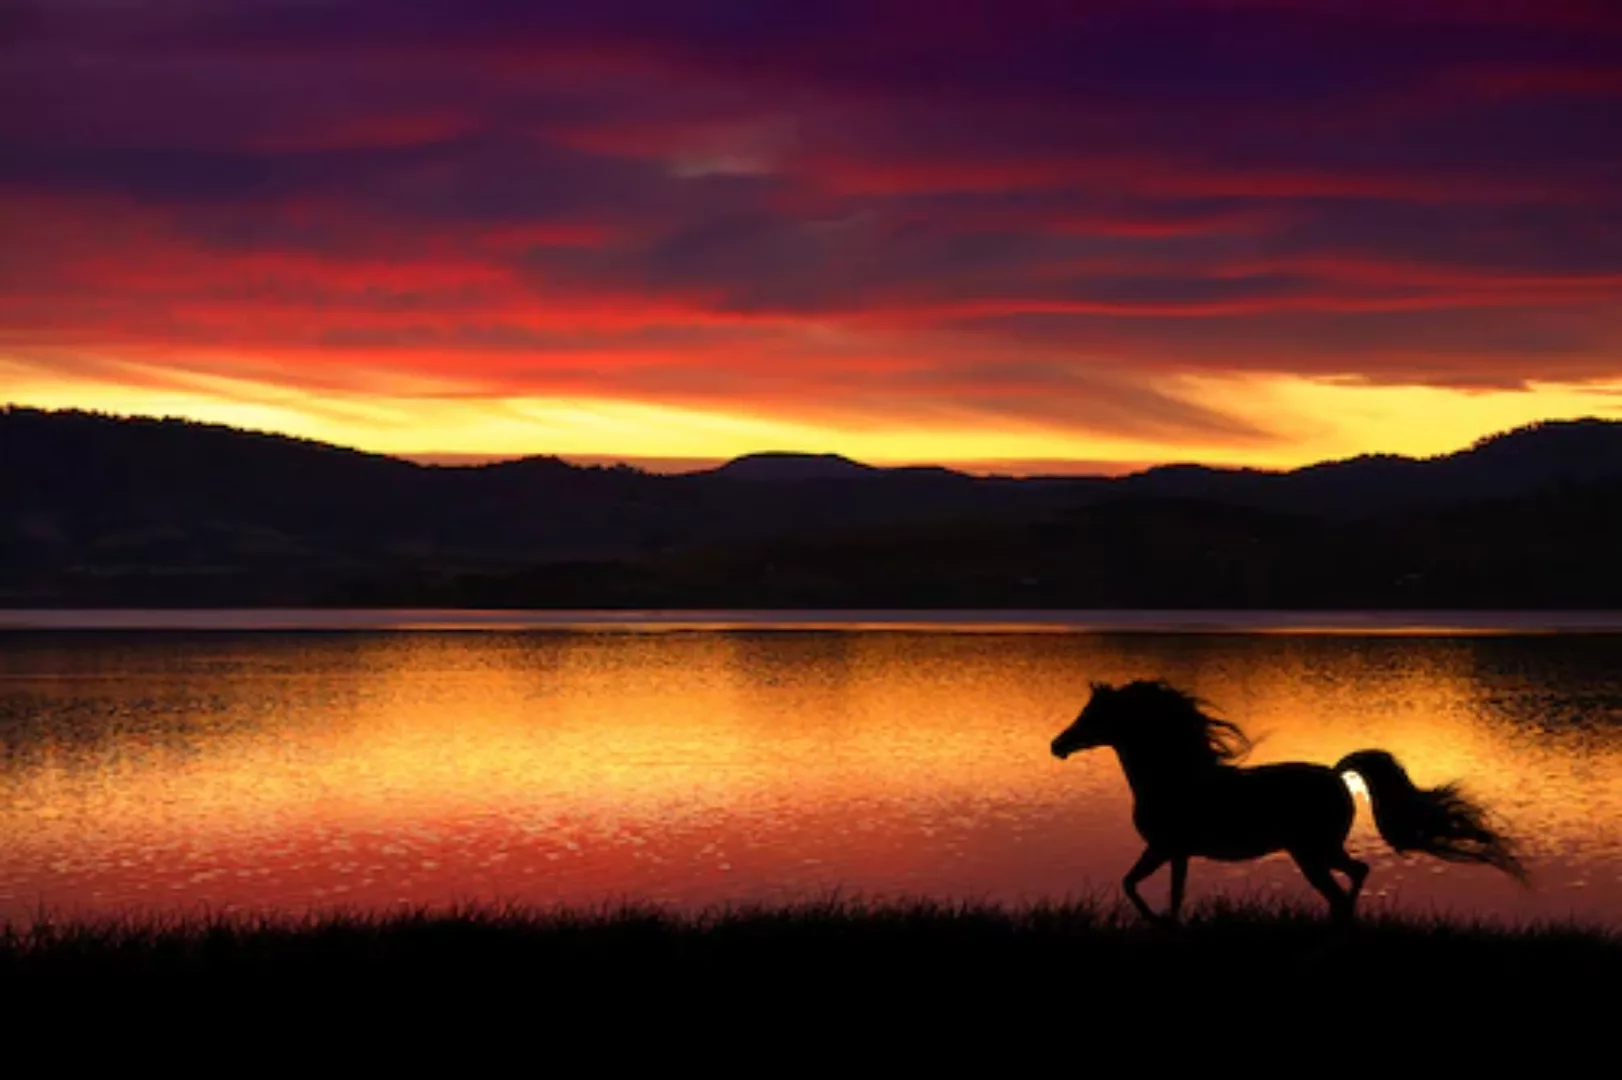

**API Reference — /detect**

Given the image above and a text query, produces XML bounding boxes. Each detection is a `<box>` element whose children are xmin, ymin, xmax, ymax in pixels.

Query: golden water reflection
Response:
<box><xmin>1</xmin><ymin>630</ymin><xmax>1619</xmax><ymax>924</ymax></box>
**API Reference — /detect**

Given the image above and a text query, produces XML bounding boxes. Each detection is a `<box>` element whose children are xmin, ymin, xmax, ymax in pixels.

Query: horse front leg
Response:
<box><xmin>1168</xmin><ymin>855</ymin><xmax>1189</xmax><ymax>924</ymax></box>
<box><xmin>1122</xmin><ymin>846</ymin><xmax>1169</xmax><ymax>923</ymax></box>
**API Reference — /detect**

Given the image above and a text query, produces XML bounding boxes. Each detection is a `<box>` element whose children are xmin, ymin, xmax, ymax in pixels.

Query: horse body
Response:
<box><xmin>1126</xmin><ymin>761</ymin><xmax>1354</xmax><ymax>863</ymax></box>
<box><xmin>1053</xmin><ymin>680</ymin><xmax>1524</xmax><ymax>922</ymax></box>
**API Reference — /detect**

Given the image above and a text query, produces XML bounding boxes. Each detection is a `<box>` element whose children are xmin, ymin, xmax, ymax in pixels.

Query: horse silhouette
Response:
<box><xmin>1051</xmin><ymin>679</ymin><xmax>1526</xmax><ymax>922</ymax></box>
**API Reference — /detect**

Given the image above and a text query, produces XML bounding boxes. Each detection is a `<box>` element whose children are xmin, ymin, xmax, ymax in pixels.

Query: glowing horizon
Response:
<box><xmin>6</xmin><ymin>372</ymin><xmax>1621</xmax><ymax>476</ymax></box>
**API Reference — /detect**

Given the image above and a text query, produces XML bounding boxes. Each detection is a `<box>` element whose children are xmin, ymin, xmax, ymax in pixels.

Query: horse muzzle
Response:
<box><xmin>1052</xmin><ymin>731</ymin><xmax>1102</xmax><ymax>759</ymax></box>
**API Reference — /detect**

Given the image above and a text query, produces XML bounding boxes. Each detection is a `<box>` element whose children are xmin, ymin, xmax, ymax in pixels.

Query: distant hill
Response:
<box><xmin>1107</xmin><ymin>419</ymin><xmax>1622</xmax><ymax>517</ymax></box>
<box><xmin>6</xmin><ymin>406</ymin><xmax>1622</xmax><ymax>607</ymax></box>
<box><xmin>0</xmin><ymin>407</ymin><xmax>1078</xmax><ymax>604</ymax></box>
<box><xmin>705</xmin><ymin>452</ymin><xmax>883</xmax><ymax>482</ymax></box>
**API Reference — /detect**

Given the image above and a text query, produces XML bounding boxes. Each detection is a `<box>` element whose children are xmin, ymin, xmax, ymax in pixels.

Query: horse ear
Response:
<box><xmin>1089</xmin><ymin>680</ymin><xmax>1112</xmax><ymax>694</ymax></box>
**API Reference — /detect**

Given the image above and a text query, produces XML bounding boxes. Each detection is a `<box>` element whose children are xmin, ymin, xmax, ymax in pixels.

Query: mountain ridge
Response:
<box><xmin>7</xmin><ymin>405</ymin><xmax>1622</xmax><ymax>607</ymax></box>
<box><xmin>11</xmin><ymin>404</ymin><xmax>1618</xmax><ymax>484</ymax></box>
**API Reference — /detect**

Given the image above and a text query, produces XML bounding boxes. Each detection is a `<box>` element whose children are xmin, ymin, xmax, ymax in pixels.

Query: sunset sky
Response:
<box><xmin>4</xmin><ymin>1</ymin><xmax>1621</xmax><ymax>473</ymax></box>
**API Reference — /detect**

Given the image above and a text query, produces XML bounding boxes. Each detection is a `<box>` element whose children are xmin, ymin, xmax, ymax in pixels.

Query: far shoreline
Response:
<box><xmin>9</xmin><ymin>607</ymin><xmax>1622</xmax><ymax>634</ymax></box>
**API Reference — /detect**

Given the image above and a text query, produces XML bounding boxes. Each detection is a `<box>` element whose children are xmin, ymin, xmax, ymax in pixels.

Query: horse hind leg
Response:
<box><xmin>1291</xmin><ymin>851</ymin><xmax>1354</xmax><ymax>922</ymax></box>
<box><xmin>1332</xmin><ymin>848</ymin><xmax>1369</xmax><ymax>912</ymax></box>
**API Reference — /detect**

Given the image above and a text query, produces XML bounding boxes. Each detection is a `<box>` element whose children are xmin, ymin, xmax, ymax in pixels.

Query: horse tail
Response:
<box><xmin>1335</xmin><ymin>749</ymin><xmax>1527</xmax><ymax>882</ymax></box>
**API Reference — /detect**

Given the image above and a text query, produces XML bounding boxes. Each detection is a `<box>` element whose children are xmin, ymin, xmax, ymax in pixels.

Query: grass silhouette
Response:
<box><xmin>7</xmin><ymin>895</ymin><xmax>1615</xmax><ymax>987</ymax></box>
<box><xmin>6</xmin><ymin>896</ymin><xmax>1616</xmax><ymax>1056</ymax></box>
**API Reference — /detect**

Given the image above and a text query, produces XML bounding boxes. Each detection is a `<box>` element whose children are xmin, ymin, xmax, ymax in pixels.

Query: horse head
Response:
<box><xmin>1052</xmin><ymin>678</ymin><xmax>1250</xmax><ymax>765</ymax></box>
<box><xmin>1050</xmin><ymin>681</ymin><xmax>1123</xmax><ymax>759</ymax></box>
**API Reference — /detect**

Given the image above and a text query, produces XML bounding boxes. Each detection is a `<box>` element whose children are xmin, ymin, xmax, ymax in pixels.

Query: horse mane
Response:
<box><xmin>1109</xmin><ymin>679</ymin><xmax>1253</xmax><ymax>766</ymax></box>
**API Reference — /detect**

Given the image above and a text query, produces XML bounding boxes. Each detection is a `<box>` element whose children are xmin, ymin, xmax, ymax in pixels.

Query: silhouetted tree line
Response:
<box><xmin>327</xmin><ymin>484</ymin><xmax>1622</xmax><ymax>609</ymax></box>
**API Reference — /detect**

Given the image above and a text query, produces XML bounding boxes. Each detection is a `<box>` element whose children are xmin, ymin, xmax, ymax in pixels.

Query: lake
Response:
<box><xmin>3</xmin><ymin>611</ymin><xmax>1620</xmax><ymax>926</ymax></box>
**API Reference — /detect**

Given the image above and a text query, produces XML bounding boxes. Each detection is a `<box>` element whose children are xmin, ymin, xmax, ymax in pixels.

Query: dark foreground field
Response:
<box><xmin>3</xmin><ymin>898</ymin><xmax>1615</xmax><ymax>1070</ymax></box>
<box><xmin>6</xmin><ymin>898</ymin><xmax>1618</xmax><ymax>1043</ymax></box>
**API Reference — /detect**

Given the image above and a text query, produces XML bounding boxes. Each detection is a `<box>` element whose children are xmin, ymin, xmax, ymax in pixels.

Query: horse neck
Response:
<box><xmin>1112</xmin><ymin>740</ymin><xmax>1216</xmax><ymax>797</ymax></box>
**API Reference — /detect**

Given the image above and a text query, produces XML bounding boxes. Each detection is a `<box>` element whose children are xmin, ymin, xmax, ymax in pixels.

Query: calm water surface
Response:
<box><xmin>3</xmin><ymin>615</ymin><xmax>1620</xmax><ymax>925</ymax></box>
